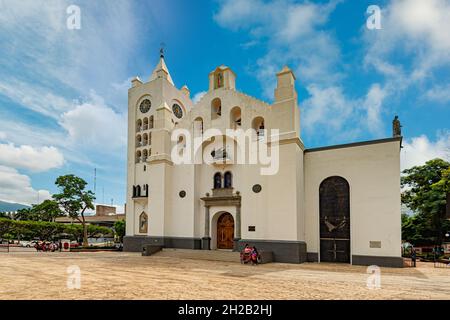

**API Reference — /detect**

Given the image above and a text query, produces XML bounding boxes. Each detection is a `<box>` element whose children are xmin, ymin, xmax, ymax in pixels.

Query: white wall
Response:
<box><xmin>166</xmin><ymin>163</ymin><xmax>196</xmax><ymax>237</ymax></box>
<box><xmin>304</xmin><ymin>140</ymin><xmax>402</xmax><ymax>259</ymax></box>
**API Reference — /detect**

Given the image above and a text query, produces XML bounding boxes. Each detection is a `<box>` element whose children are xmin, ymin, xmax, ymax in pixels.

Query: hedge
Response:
<box><xmin>0</xmin><ymin>218</ymin><xmax>111</xmax><ymax>241</ymax></box>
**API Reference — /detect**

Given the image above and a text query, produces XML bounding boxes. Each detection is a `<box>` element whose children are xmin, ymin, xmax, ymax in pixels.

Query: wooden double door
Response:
<box><xmin>217</xmin><ymin>213</ymin><xmax>234</xmax><ymax>249</ymax></box>
<box><xmin>319</xmin><ymin>176</ymin><xmax>351</xmax><ymax>263</ymax></box>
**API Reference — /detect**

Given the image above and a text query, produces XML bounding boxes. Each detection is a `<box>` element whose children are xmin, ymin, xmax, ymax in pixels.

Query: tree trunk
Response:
<box><xmin>82</xmin><ymin>222</ymin><xmax>88</xmax><ymax>247</ymax></box>
<box><xmin>81</xmin><ymin>210</ymin><xmax>88</xmax><ymax>247</ymax></box>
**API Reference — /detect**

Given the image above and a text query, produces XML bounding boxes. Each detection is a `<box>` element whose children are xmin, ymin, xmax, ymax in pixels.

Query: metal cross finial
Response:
<box><xmin>160</xmin><ymin>42</ymin><xmax>166</xmax><ymax>58</ymax></box>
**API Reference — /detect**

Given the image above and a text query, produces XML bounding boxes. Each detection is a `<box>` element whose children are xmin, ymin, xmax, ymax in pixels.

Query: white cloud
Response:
<box><xmin>401</xmin><ymin>132</ymin><xmax>450</xmax><ymax>170</ymax></box>
<box><xmin>59</xmin><ymin>92</ymin><xmax>127</xmax><ymax>152</ymax></box>
<box><xmin>0</xmin><ymin>88</ymin><xmax>127</xmax><ymax>164</ymax></box>
<box><xmin>302</xmin><ymin>83</ymin><xmax>391</xmax><ymax>142</ymax></box>
<box><xmin>425</xmin><ymin>85</ymin><xmax>450</xmax><ymax>103</ymax></box>
<box><xmin>0</xmin><ymin>132</ymin><xmax>6</xmax><ymax>140</ymax></box>
<box><xmin>0</xmin><ymin>143</ymin><xmax>64</xmax><ymax>172</ymax></box>
<box><xmin>214</xmin><ymin>0</ymin><xmax>392</xmax><ymax>144</ymax></box>
<box><xmin>0</xmin><ymin>0</ymin><xmax>139</xmax><ymax>97</ymax></box>
<box><xmin>277</xmin><ymin>3</ymin><xmax>331</xmax><ymax>42</ymax></box>
<box><xmin>111</xmin><ymin>77</ymin><xmax>134</xmax><ymax>111</ymax></box>
<box><xmin>0</xmin><ymin>79</ymin><xmax>74</xmax><ymax>120</ymax></box>
<box><xmin>214</xmin><ymin>0</ymin><xmax>338</xmax><ymax>39</ymax></box>
<box><xmin>214</xmin><ymin>0</ymin><xmax>268</xmax><ymax>31</ymax></box>
<box><xmin>0</xmin><ymin>1</ymin><xmax>169</xmax><ymax>206</ymax></box>
<box><xmin>0</xmin><ymin>165</ymin><xmax>51</xmax><ymax>205</ymax></box>
<box><xmin>302</xmin><ymin>85</ymin><xmax>363</xmax><ymax>142</ymax></box>
<box><xmin>303</xmin><ymin>85</ymin><xmax>354</xmax><ymax>132</ymax></box>
<box><xmin>192</xmin><ymin>91</ymin><xmax>207</xmax><ymax>104</ymax></box>
<box><xmin>364</xmin><ymin>0</ymin><xmax>450</xmax><ymax>81</ymax></box>
<box><xmin>215</xmin><ymin>0</ymin><xmax>450</xmax><ymax>145</ymax></box>
<box><xmin>391</xmin><ymin>0</ymin><xmax>450</xmax><ymax>52</ymax></box>
<box><xmin>358</xmin><ymin>0</ymin><xmax>450</xmax><ymax>144</ymax></box>
<box><xmin>0</xmin><ymin>118</ymin><xmax>64</xmax><ymax>149</ymax></box>
<box><xmin>0</xmin><ymin>116</ymin><xmax>90</xmax><ymax>165</ymax></box>
<box><xmin>0</xmin><ymin>1</ymin><xmax>136</xmax><ymax>168</ymax></box>
<box><xmin>215</xmin><ymin>0</ymin><xmax>342</xmax><ymax>99</ymax></box>
<box><xmin>240</xmin><ymin>40</ymin><xmax>259</xmax><ymax>49</ymax></box>
<box><xmin>363</xmin><ymin>84</ymin><xmax>387</xmax><ymax>136</ymax></box>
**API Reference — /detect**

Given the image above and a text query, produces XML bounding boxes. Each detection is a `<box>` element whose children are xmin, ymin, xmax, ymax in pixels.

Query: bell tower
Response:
<box><xmin>125</xmin><ymin>48</ymin><xmax>193</xmax><ymax>243</ymax></box>
<box><xmin>208</xmin><ymin>65</ymin><xmax>236</xmax><ymax>91</ymax></box>
<box><xmin>272</xmin><ymin>65</ymin><xmax>300</xmax><ymax>137</ymax></box>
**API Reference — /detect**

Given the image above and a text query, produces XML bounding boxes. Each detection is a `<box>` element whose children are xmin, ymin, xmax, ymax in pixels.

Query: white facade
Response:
<box><xmin>124</xmin><ymin>54</ymin><xmax>403</xmax><ymax>267</ymax></box>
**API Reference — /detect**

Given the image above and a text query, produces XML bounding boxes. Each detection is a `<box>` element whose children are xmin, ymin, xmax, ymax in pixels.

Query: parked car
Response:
<box><xmin>87</xmin><ymin>237</ymin><xmax>114</xmax><ymax>247</ymax></box>
<box><xmin>19</xmin><ymin>241</ymin><xmax>33</xmax><ymax>248</ymax></box>
<box><xmin>70</xmin><ymin>241</ymin><xmax>79</xmax><ymax>248</ymax></box>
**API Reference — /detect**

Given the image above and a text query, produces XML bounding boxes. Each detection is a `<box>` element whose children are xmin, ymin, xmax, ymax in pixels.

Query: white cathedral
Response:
<box><xmin>124</xmin><ymin>52</ymin><xmax>403</xmax><ymax>267</ymax></box>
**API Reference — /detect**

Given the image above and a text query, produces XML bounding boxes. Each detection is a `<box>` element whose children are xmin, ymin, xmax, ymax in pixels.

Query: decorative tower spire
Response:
<box><xmin>149</xmin><ymin>44</ymin><xmax>174</xmax><ymax>86</ymax></box>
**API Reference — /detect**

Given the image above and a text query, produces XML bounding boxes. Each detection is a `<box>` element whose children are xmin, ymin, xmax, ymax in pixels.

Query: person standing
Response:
<box><xmin>411</xmin><ymin>248</ymin><xmax>416</xmax><ymax>267</ymax></box>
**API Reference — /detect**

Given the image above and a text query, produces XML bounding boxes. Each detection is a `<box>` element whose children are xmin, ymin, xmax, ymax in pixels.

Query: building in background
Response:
<box><xmin>56</xmin><ymin>205</ymin><xmax>125</xmax><ymax>228</ymax></box>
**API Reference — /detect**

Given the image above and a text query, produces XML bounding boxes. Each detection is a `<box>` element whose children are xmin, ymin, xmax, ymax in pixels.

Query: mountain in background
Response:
<box><xmin>0</xmin><ymin>201</ymin><xmax>30</xmax><ymax>212</ymax></box>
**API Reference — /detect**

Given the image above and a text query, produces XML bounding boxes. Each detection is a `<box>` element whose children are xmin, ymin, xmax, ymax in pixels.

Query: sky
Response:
<box><xmin>0</xmin><ymin>0</ymin><xmax>449</xmax><ymax>208</ymax></box>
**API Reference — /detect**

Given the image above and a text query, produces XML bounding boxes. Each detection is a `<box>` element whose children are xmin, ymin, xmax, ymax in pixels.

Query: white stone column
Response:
<box><xmin>204</xmin><ymin>206</ymin><xmax>210</xmax><ymax>237</ymax></box>
<box><xmin>235</xmin><ymin>205</ymin><xmax>241</xmax><ymax>239</ymax></box>
<box><xmin>202</xmin><ymin>205</ymin><xmax>211</xmax><ymax>250</ymax></box>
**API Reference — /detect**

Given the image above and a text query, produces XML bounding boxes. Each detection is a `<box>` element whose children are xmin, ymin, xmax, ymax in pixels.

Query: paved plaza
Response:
<box><xmin>0</xmin><ymin>251</ymin><xmax>448</xmax><ymax>299</ymax></box>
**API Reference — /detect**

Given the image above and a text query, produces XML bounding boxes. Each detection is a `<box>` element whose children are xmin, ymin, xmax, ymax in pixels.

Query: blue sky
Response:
<box><xmin>0</xmin><ymin>0</ymin><xmax>449</xmax><ymax>208</ymax></box>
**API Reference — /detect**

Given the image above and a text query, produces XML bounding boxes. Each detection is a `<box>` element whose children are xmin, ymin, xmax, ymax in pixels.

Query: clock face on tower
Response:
<box><xmin>172</xmin><ymin>103</ymin><xmax>183</xmax><ymax>119</ymax></box>
<box><xmin>139</xmin><ymin>99</ymin><xmax>151</xmax><ymax>113</ymax></box>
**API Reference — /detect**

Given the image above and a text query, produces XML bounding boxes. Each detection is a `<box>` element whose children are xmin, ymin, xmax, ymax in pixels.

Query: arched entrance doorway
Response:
<box><xmin>319</xmin><ymin>176</ymin><xmax>350</xmax><ymax>263</ymax></box>
<box><xmin>217</xmin><ymin>212</ymin><xmax>234</xmax><ymax>249</ymax></box>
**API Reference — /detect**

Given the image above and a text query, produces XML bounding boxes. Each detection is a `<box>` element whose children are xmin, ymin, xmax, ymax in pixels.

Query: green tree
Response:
<box><xmin>113</xmin><ymin>219</ymin><xmax>125</xmax><ymax>242</ymax></box>
<box><xmin>0</xmin><ymin>212</ymin><xmax>9</xmax><ymax>219</ymax></box>
<box><xmin>53</xmin><ymin>175</ymin><xmax>95</xmax><ymax>247</ymax></box>
<box><xmin>401</xmin><ymin>213</ymin><xmax>440</xmax><ymax>245</ymax></box>
<box><xmin>14</xmin><ymin>207</ymin><xmax>34</xmax><ymax>221</ymax></box>
<box><xmin>0</xmin><ymin>218</ymin><xmax>110</xmax><ymax>242</ymax></box>
<box><xmin>432</xmin><ymin>167</ymin><xmax>450</xmax><ymax>193</ymax></box>
<box><xmin>0</xmin><ymin>218</ymin><xmax>12</xmax><ymax>238</ymax></box>
<box><xmin>13</xmin><ymin>200</ymin><xmax>62</xmax><ymax>222</ymax></box>
<box><xmin>31</xmin><ymin>200</ymin><xmax>63</xmax><ymax>222</ymax></box>
<box><xmin>401</xmin><ymin>158</ymin><xmax>450</xmax><ymax>246</ymax></box>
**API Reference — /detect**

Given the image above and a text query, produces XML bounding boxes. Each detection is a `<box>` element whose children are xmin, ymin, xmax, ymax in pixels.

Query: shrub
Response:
<box><xmin>0</xmin><ymin>218</ymin><xmax>111</xmax><ymax>241</ymax></box>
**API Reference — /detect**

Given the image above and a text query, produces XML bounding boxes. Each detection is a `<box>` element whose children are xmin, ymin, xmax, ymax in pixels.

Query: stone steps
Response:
<box><xmin>155</xmin><ymin>248</ymin><xmax>240</xmax><ymax>263</ymax></box>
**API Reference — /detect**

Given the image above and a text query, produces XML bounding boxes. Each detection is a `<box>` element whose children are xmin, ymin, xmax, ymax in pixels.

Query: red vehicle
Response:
<box><xmin>70</xmin><ymin>241</ymin><xmax>80</xmax><ymax>248</ymax></box>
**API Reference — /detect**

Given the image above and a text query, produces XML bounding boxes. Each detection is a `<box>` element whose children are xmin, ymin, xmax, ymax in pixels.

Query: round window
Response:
<box><xmin>252</xmin><ymin>184</ymin><xmax>262</xmax><ymax>193</ymax></box>
<box><xmin>172</xmin><ymin>103</ymin><xmax>183</xmax><ymax>119</ymax></box>
<box><xmin>139</xmin><ymin>99</ymin><xmax>151</xmax><ymax>113</ymax></box>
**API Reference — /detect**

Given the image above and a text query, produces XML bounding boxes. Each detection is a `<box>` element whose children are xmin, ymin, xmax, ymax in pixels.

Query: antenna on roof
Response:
<box><xmin>93</xmin><ymin>168</ymin><xmax>97</xmax><ymax>196</ymax></box>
